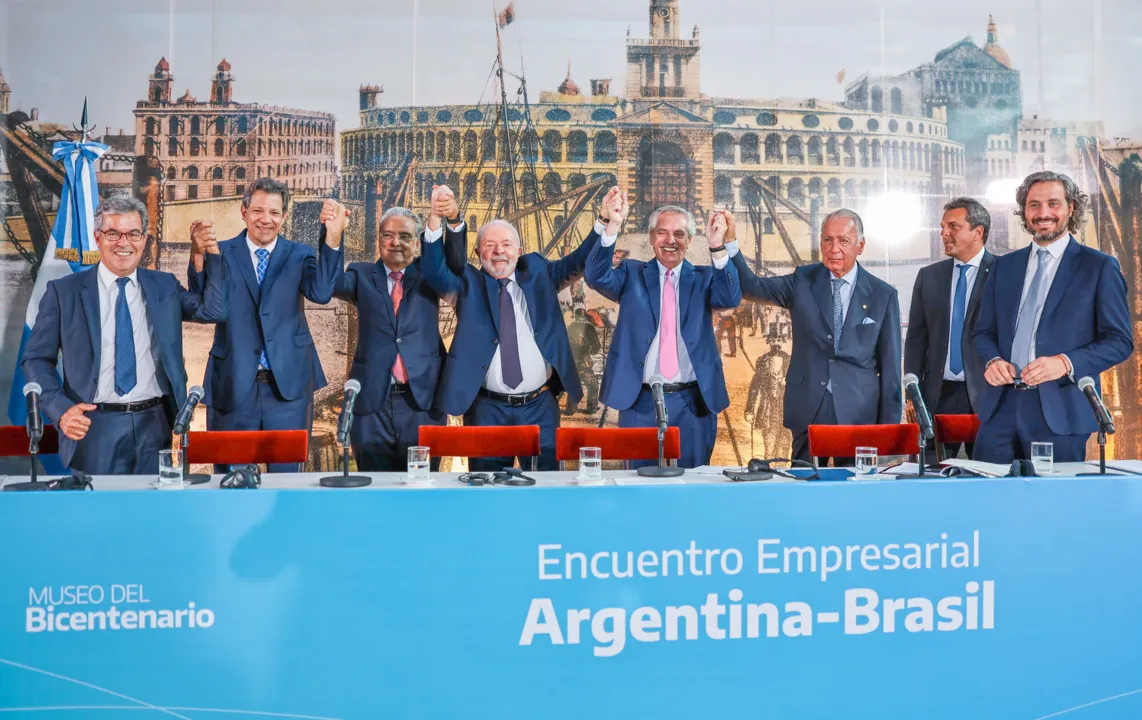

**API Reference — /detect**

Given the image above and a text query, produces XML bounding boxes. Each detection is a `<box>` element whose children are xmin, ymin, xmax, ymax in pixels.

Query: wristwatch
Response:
<box><xmin>709</xmin><ymin>245</ymin><xmax>727</xmax><ymax>253</ymax></box>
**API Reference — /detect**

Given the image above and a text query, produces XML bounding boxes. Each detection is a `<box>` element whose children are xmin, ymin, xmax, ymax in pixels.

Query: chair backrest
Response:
<box><xmin>933</xmin><ymin>414</ymin><xmax>980</xmax><ymax>461</ymax></box>
<box><xmin>807</xmin><ymin>423</ymin><xmax>920</xmax><ymax>460</ymax></box>
<box><xmin>418</xmin><ymin>425</ymin><xmax>541</xmax><ymax>460</ymax></box>
<box><xmin>555</xmin><ymin>427</ymin><xmax>681</xmax><ymax>462</ymax></box>
<box><xmin>0</xmin><ymin>425</ymin><xmax>60</xmax><ymax>457</ymax></box>
<box><xmin>186</xmin><ymin>430</ymin><xmax>309</xmax><ymax>465</ymax></box>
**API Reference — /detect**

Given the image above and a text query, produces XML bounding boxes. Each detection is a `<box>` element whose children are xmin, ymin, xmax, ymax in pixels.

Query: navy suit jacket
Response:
<box><xmin>189</xmin><ymin>230</ymin><xmax>344</xmax><ymax>412</ymax></box>
<box><xmin>584</xmin><ymin>243</ymin><xmax>742</xmax><ymax>414</ymax></box>
<box><xmin>22</xmin><ymin>254</ymin><xmax>228</xmax><ymax>467</ymax></box>
<box><xmin>904</xmin><ymin>251</ymin><xmax>995</xmax><ymax>413</ymax></box>
<box><xmin>732</xmin><ymin>253</ymin><xmax>902</xmax><ymax>431</ymax></box>
<box><xmin>333</xmin><ymin>226</ymin><xmax>468</xmax><ymax>414</ymax></box>
<box><xmin>972</xmin><ymin>239</ymin><xmax>1133</xmax><ymax>435</ymax></box>
<box><xmin>420</xmin><ymin>229</ymin><xmax>600</xmax><ymax>416</ymax></box>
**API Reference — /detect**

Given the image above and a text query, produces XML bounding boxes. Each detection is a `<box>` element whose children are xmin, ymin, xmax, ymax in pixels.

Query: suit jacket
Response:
<box><xmin>972</xmin><ymin>239</ymin><xmax>1133</xmax><ymax>435</ymax></box>
<box><xmin>188</xmin><ymin>230</ymin><xmax>344</xmax><ymax>412</ymax></box>
<box><xmin>904</xmin><ymin>251</ymin><xmax>995</xmax><ymax>413</ymax></box>
<box><xmin>21</xmin><ymin>255</ymin><xmax>228</xmax><ymax>467</ymax></box>
<box><xmin>732</xmin><ymin>253</ymin><xmax>903</xmax><ymax>431</ymax></box>
<box><xmin>584</xmin><ymin>244</ymin><xmax>742</xmax><ymax>413</ymax></box>
<box><xmin>333</xmin><ymin>226</ymin><xmax>468</xmax><ymax>414</ymax></box>
<box><xmin>420</xmin><ymin>229</ymin><xmax>600</xmax><ymax>416</ymax></box>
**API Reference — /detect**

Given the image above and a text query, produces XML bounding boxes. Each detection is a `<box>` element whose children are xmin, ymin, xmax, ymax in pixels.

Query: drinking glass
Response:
<box><xmin>407</xmin><ymin>446</ymin><xmax>431</xmax><ymax>481</ymax></box>
<box><xmin>1031</xmin><ymin>442</ymin><xmax>1054</xmax><ymax>475</ymax></box>
<box><xmin>158</xmin><ymin>449</ymin><xmax>183</xmax><ymax>488</ymax></box>
<box><xmin>855</xmin><ymin>447</ymin><xmax>878</xmax><ymax>476</ymax></box>
<box><xmin>579</xmin><ymin>447</ymin><xmax>603</xmax><ymax>483</ymax></box>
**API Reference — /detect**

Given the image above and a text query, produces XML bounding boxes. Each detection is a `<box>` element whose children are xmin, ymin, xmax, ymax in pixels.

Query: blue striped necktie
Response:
<box><xmin>255</xmin><ymin>248</ymin><xmax>271</xmax><ymax>370</ymax></box>
<box><xmin>114</xmin><ymin>277</ymin><xmax>137</xmax><ymax>395</ymax></box>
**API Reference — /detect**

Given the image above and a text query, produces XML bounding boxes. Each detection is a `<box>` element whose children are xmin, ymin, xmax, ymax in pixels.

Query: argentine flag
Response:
<box><xmin>7</xmin><ymin>139</ymin><xmax>108</xmax><ymax>473</ymax></box>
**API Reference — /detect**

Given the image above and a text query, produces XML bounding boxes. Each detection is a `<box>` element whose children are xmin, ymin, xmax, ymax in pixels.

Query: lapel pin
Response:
<box><xmin>862</xmin><ymin>304</ymin><xmax>867</xmax><ymax>310</ymax></box>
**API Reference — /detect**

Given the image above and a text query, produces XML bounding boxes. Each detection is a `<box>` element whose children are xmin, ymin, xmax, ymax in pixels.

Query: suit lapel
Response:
<box><xmin>396</xmin><ymin>262</ymin><xmax>419</xmax><ymax>330</ymax></box>
<box><xmin>965</xmin><ymin>251</ymin><xmax>994</xmax><ymax>321</ymax></box>
<box><xmin>137</xmin><ymin>269</ymin><xmax>168</xmax><ymax>376</ymax></box>
<box><xmin>1040</xmin><ymin>239</ymin><xmax>1081</xmax><ymax>322</ymax></box>
<box><xmin>678</xmin><ymin>261</ymin><xmax>697</xmax><ymax>324</ymax></box>
<box><xmin>1003</xmin><ymin>246</ymin><xmax>1032</xmax><ymax>329</ymax></box>
<box><xmin>231</xmin><ymin>237</ymin><xmax>261</xmax><ymax>304</ymax></box>
<box><xmin>372</xmin><ymin>262</ymin><xmax>397</xmax><ymax>329</ymax></box>
<box><xmin>514</xmin><ymin>260</ymin><xmax>540</xmax><ymax>332</ymax></box>
<box><xmin>839</xmin><ymin>265</ymin><xmax>872</xmax><ymax>342</ymax></box>
<box><xmin>81</xmin><ymin>267</ymin><xmax>101</xmax><ymax>373</ymax></box>
<box><xmin>258</xmin><ymin>237</ymin><xmax>292</xmax><ymax>298</ymax></box>
<box><xmin>932</xmin><ymin>259</ymin><xmax>954</xmax><ymax>358</ymax></box>
<box><xmin>642</xmin><ymin>261</ymin><xmax>661</xmax><ymax>327</ymax></box>
<box><xmin>483</xmin><ymin>270</ymin><xmax>501</xmax><ymax>334</ymax></box>
<box><xmin>811</xmin><ymin>264</ymin><xmax>836</xmax><ymax>333</ymax></box>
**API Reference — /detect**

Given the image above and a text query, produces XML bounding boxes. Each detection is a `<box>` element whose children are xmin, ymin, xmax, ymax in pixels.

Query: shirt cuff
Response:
<box><xmin>600</xmin><ymin>233</ymin><xmax>617</xmax><ymax>248</ymax></box>
<box><xmin>1060</xmin><ymin>354</ymin><xmax>1076</xmax><ymax>382</ymax></box>
<box><xmin>593</xmin><ymin>220</ymin><xmax>607</xmax><ymax>237</ymax></box>
<box><xmin>726</xmin><ymin>240</ymin><xmax>740</xmax><ymax>259</ymax></box>
<box><xmin>712</xmin><ymin>253</ymin><xmax>730</xmax><ymax>270</ymax></box>
<box><xmin>424</xmin><ymin>225</ymin><xmax>443</xmax><ymax>243</ymax></box>
<box><xmin>448</xmin><ymin>221</ymin><xmax>465</xmax><ymax>233</ymax></box>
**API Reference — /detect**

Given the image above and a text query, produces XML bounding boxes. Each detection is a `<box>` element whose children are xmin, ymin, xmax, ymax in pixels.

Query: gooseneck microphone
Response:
<box><xmin>902</xmin><ymin>373</ymin><xmax>934</xmax><ymax>441</ymax></box>
<box><xmin>336</xmin><ymin>379</ymin><xmax>362</xmax><ymax>446</ymax></box>
<box><xmin>172</xmin><ymin>385</ymin><xmax>204</xmax><ymax>436</ymax></box>
<box><xmin>637</xmin><ymin>379</ymin><xmax>684</xmax><ymax>478</ymax></box>
<box><xmin>1078</xmin><ymin>376</ymin><xmax>1114</xmax><ymax>434</ymax></box>
<box><xmin>322</xmin><ymin>379</ymin><xmax>371</xmax><ymax>488</ymax></box>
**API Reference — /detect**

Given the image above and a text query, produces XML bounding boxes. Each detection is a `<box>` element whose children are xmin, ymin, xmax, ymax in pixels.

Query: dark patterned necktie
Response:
<box><xmin>498</xmin><ymin>278</ymin><xmax>523</xmax><ymax>389</ymax></box>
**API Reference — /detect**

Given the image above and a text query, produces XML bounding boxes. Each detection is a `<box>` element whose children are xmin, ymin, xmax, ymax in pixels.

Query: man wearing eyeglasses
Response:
<box><xmin>21</xmin><ymin>195</ymin><xmax>228</xmax><ymax>475</ymax></box>
<box><xmin>332</xmin><ymin>187</ymin><xmax>467</xmax><ymax>471</ymax></box>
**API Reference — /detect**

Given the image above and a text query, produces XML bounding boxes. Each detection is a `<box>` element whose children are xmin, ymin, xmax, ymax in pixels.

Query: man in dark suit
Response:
<box><xmin>22</xmin><ymin>195</ymin><xmax>227</xmax><ymax>475</ymax></box>
<box><xmin>332</xmin><ymin>187</ymin><xmax>466</xmax><ymax>471</ymax></box>
<box><xmin>419</xmin><ymin>190</ymin><xmax>608</xmax><ymax>471</ymax></box>
<box><xmin>727</xmin><ymin>209</ymin><xmax>902</xmax><ymax>465</ymax></box>
<box><xmin>972</xmin><ymin>171</ymin><xmax>1133</xmax><ymax>464</ymax></box>
<box><xmin>188</xmin><ymin>177</ymin><xmax>344</xmax><ymax>472</ymax></box>
<box><xmin>904</xmin><ymin>197</ymin><xmax>996</xmax><ymax>458</ymax></box>
<box><xmin>584</xmin><ymin>198</ymin><xmax>741</xmax><ymax>468</ymax></box>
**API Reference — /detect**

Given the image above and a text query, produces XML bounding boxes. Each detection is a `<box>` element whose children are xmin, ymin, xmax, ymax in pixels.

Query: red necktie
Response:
<box><xmin>390</xmin><ymin>271</ymin><xmax>408</xmax><ymax>383</ymax></box>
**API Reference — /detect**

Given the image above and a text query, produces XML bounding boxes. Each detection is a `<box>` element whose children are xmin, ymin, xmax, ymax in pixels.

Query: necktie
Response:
<box><xmin>390</xmin><ymin>271</ymin><xmax>408</xmax><ymax>383</ymax></box>
<box><xmin>114</xmin><ymin>277</ymin><xmax>137</xmax><ymax>396</ymax></box>
<box><xmin>498</xmin><ymin>278</ymin><xmax>523</xmax><ymax>390</ymax></box>
<box><xmin>255</xmin><ymin>248</ymin><xmax>271</xmax><ymax>370</ymax></box>
<box><xmin>1011</xmin><ymin>248</ymin><xmax>1051</xmax><ymax>371</ymax></box>
<box><xmin>949</xmin><ymin>263</ymin><xmax>970</xmax><ymax>375</ymax></box>
<box><xmin>659</xmin><ymin>269</ymin><xmax>679</xmax><ymax>380</ymax></box>
<box><xmin>828</xmin><ymin>277</ymin><xmax>844</xmax><ymax>393</ymax></box>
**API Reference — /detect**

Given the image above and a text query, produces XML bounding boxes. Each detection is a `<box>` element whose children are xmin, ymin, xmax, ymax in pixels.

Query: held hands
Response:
<box><xmin>189</xmin><ymin>220</ymin><xmax>219</xmax><ymax>272</ymax></box>
<box><xmin>428</xmin><ymin>185</ymin><xmax>459</xmax><ymax>232</ymax></box>
<box><xmin>59</xmin><ymin>403</ymin><xmax>97</xmax><ymax>442</ymax></box>
<box><xmin>319</xmin><ymin>200</ymin><xmax>350</xmax><ymax>249</ymax></box>
<box><xmin>598</xmin><ymin>186</ymin><xmax>629</xmax><ymax>235</ymax></box>
<box><xmin>706</xmin><ymin>211</ymin><xmax>728</xmax><ymax>250</ymax></box>
<box><xmin>721</xmin><ymin>210</ymin><xmax>737</xmax><ymax>244</ymax></box>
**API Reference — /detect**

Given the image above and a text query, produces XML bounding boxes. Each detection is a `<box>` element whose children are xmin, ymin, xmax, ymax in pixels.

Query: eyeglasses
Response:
<box><xmin>100</xmin><ymin>230</ymin><xmax>145</xmax><ymax>243</ymax></box>
<box><xmin>380</xmin><ymin>231</ymin><xmax>415</xmax><ymax>243</ymax></box>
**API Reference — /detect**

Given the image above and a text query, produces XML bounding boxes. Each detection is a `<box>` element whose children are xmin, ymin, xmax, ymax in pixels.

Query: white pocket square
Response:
<box><xmin>861</xmin><ymin>317</ymin><xmax>876</xmax><ymax>325</ymax></box>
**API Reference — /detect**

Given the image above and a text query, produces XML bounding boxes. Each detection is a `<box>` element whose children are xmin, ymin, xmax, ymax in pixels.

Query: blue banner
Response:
<box><xmin>2</xmin><ymin>477</ymin><xmax>1142</xmax><ymax>718</ymax></box>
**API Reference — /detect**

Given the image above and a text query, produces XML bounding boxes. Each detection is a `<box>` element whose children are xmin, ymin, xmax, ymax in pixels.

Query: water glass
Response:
<box><xmin>1031</xmin><ymin>442</ymin><xmax>1054</xmax><ymax>475</ymax></box>
<box><xmin>407</xmin><ymin>446</ymin><xmax>431</xmax><ymax>481</ymax></box>
<box><xmin>579</xmin><ymin>447</ymin><xmax>603</xmax><ymax>483</ymax></box>
<box><xmin>158</xmin><ymin>449</ymin><xmax>183</xmax><ymax>487</ymax></box>
<box><xmin>855</xmin><ymin>446</ymin><xmax>878</xmax><ymax>475</ymax></box>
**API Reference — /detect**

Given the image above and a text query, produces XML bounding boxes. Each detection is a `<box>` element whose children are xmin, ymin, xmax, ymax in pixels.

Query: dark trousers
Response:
<box><xmin>464</xmin><ymin>390</ymin><xmax>559</xmax><ymax>472</ymax></box>
<box><xmin>934</xmin><ymin>380</ymin><xmax>974</xmax><ymax>459</ymax></box>
<box><xmin>791</xmin><ymin>391</ymin><xmax>854</xmax><ymax>467</ymax></box>
<box><xmin>207</xmin><ymin>376</ymin><xmax>313</xmax><ymax>474</ymax></box>
<box><xmin>973</xmin><ymin>387</ymin><xmax>1089</xmax><ymax>464</ymax></box>
<box><xmin>619</xmin><ymin>385</ymin><xmax>717</xmax><ymax>469</ymax></box>
<box><xmin>351</xmin><ymin>388</ymin><xmax>444</xmax><ymax>472</ymax></box>
<box><xmin>68</xmin><ymin>404</ymin><xmax>171</xmax><ymax>475</ymax></box>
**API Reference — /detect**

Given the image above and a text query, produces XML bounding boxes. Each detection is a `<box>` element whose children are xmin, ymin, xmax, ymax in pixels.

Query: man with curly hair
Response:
<box><xmin>972</xmin><ymin>171</ymin><xmax>1134</xmax><ymax>463</ymax></box>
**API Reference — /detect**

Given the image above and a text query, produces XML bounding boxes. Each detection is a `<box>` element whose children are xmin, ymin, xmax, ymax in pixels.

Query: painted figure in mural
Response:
<box><xmin>745</xmin><ymin>322</ymin><xmax>792</xmax><ymax>458</ymax></box>
<box><xmin>188</xmin><ymin>177</ymin><xmax>345</xmax><ymax>473</ymax></box>
<box><xmin>973</xmin><ymin>171</ymin><xmax>1134</xmax><ymax>464</ymax></box>
<box><xmin>563</xmin><ymin>303</ymin><xmax>602</xmax><ymax>417</ymax></box>
<box><xmin>726</xmin><ymin>208</ymin><xmax>902</xmax><ymax>465</ymax></box>
<box><xmin>420</xmin><ymin>188</ymin><xmax>610</xmax><ymax>471</ymax></box>
<box><xmin>332</xmin><ymin>187</ymin><xmax>466</xmax><ymax>471</ymax></box>
<box><xmin>21</xmin><ymin>195</ymin><xmax>228</xmax><ymax>474</ymax></box>
<box><xmin>585</xmin><ymin>195</ymin><xmax>742</xmax><ymax>469</ymax></box>
<box><xmin>905</xmin><ymin>197</ymin><xmax>996</xmax><ymax>459</ymax></box>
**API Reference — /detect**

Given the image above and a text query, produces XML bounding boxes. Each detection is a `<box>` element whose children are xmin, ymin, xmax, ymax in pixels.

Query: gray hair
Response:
<box><xmin>94</xmin><ymin>194</ymin><xmax>148</xmax><ymax>233</ymax></box>
<box><xmin>242</xmin><ymin>176</ymin><xmax>291</xmax><ymax>213</ymax></box>
<box><xmin>1015</xmin><ymin>170</ymin><xmax>1089</xmax><ymax>235</ymax></box>
<box><xmin>822</xmin><ymin>208</ymin><xmax>865</xmax><ymax>240</ymax></box>
<box><xmin>476</xmin><ymin>219</ymin><xmax>521</xmax><ymax>247</ymax></box>
<box><xmin>648</xmin><ymin>205</ymin><xmax>696</xmax><ymax>236</ymax></box>
<box><xmin>379</xmin><ymin>206</ymin><xmax>424</xmax><ymax>236</ymax></box>
<box><xmin>943</xmin><ymin>196</ymin><xmax>991</xmax><ymax>242</ymax></box>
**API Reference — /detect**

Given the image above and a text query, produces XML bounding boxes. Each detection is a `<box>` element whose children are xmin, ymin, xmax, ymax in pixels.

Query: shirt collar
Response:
<box><xmin>831</xmin><ymin>262</ymin><xmax>859</xmax><ymax>286</ymax></box>
<box><xmin>1034</xmin><ymin>233</ymin><xmax>1070</xmax><ymax>260</ymax></box>
<box><xmin>656</xmin><ymin>260</ymin><xmax>684</xmax><ymax>280</ymax></box>
<box><xmin>382</xmin><ymin>262</ymin><xmax>407</xmax><ymax>277</ymax></box>
<box><xmin>957</xmin><ymin>248</ymin><xmax>986</xmax><ymax>268</ymax></box>
<box><xmin>246</xmin><ymin>233</ymin><xmax>278</xmax><ymax>256</ymax></box>
<box><xmin>97</xmin><ymin>262</ymin><xmax>138</xmax><ymax>291</ymax></box>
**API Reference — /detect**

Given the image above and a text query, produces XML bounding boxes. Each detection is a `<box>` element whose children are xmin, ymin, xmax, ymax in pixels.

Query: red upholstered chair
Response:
<box><xmin>933</xmin><ymin>414</ymin><xmax>980</xmax><ymax>461</ymax></box>
<box><xmin>807</xmin><ymin>424</ymin><xmax>921</xmax><ymax>467</ymax></box>
<box><xmin>0</xmin><ymin>425</ymin><xmax>60</xmax><ymax>456</ymax></box>
<box><xmin>185</xmin><ymin>430</ymin><xmax>309</xmax><ymax>466</ymax></box>
<box><xmin>418</xmin><ymin>425</ymin><xmax>541</xmax><ymax>471</ymax></box>
<box><xmin>555</xmin><ymin>427</ymin><xmax>681</xmax><ymax>469</ymax></box>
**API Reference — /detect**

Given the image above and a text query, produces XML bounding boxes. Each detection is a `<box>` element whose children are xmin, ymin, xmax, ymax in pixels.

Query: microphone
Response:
<box><xmin>172</xmin><ymin>385</ymin><xmax>204</xmax><ymax>436</ymax></box>
<box><xmin>902</xmin><ymin>373</ymin><xmax>934</xmax><ymax>441</ymax></box>
<box><xmin>23</xmin><ymin>382</ymin><xmax>42</xmax><ymax>444</ymax></box>
<box><xmin>1078</xmin><ymin>376</ymin><xmax>1115</xmax><ymax>433</ymax></box>
<box><xmin>336</xmin><ymin>379</ymin><xmax>362</xmax><ymax>446</ymax></box>
<box><xmin>650</xmin><ymin>380</ymin><xmax>668</xmax><ymax>434</ymax></box>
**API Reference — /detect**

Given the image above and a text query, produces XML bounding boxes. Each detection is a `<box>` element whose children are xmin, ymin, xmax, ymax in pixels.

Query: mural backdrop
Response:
<box><xmin>3</xmin><ymin>0</ymin><xmax>1141</xmax><ymax>471</ymax></box>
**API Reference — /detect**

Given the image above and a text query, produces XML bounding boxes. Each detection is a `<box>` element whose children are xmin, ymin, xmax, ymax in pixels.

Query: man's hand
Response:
<box><xmin>189</xmin><ymin>220</ymin><xmax>218</xmax><ymax>272</ymax></box>
<box><xmin>59</xmin><ymin>403</ymin><xmax>97</xmax><ymax>442</ymax></box>
<box><xmin>706</xmin><ymin>212</ymin><xmax>727</xmax><ymax>249</ymax></box>
<box><xmin>319</xmin><ymin>200</ymin><xmax>349</xmax><ymax>249</ymax></box>
<box><xmin>428</xmin><ymin>185</ymin><xmax>458</xmax><ymax>232</ymax></box>
<box><xmin>905</xmin><ymin>399</ymin><xmax>918</xmax><ymax>424</ymax></box>
<box><xmin>1021</xmin><ymin>355</ymin><xmax>1069</xmax><ymax>386</ymax></box>
<box><xmin>984</xmin><ymin>358</ymin><xmax>1018</xmax><ymax>386</ymax></box>
<box><xmin>722</xmin><ymin>210</ymin><xmax>737</xmax><ymax>244</ymax></box>
<box><xmin>599</xmin><ymin>186</ymin><xmax>629</xmax><ymax>236</ymax></box>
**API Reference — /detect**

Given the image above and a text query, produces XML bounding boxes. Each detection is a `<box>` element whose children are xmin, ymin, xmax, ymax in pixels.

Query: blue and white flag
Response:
<box><xmin>7</xmin><ymin>139</ymin><xmax>108</xmax><ymax>472</ymax></box>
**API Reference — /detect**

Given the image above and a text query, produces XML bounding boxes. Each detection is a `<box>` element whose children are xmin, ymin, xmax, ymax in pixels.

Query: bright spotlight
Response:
<box><xmin>986</xmin><ymin>178</ymin><xmax>1021</xmax><ymax>206</ymax></box>
<box><xmin>863</xmin><ymin>191</ymin><xmax>922</xmax><ymax>246</ymax></box>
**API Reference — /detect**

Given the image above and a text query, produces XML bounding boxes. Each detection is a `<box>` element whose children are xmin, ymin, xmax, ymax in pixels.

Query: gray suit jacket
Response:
<box><xmin>903</xmin><ymin>250</ymin><xmax>995</xmax><ymax>413</ymax></box>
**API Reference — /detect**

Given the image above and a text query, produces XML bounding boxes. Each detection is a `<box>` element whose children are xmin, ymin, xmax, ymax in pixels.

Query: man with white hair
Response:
<box><xmin>419</xmin><ymin>188</ymin><xmax>618</xmax><ymax>470</ymax></box>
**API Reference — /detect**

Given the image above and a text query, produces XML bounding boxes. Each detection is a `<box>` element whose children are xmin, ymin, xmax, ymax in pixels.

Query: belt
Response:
<box><xmin>1014</xmin><ymin>382</ymin><xmax>1038</xmax><ymax>391</ymax></box>
<box><xmin>390</xmin><ymin>382</ymin><xmax>411</xmax><ymax>394</ymax></box>
<box><xmin>478</xmin><ymin>383</ymin><xmax>551</xmax><ymax>407</ymax></box>
<box><xmin>256</xmin><ymin>369</ymin><xmax>274</xmax><ymax>383</ymax></box>
<box><xmin>643</xmin><ymin>381</ymin><xmax>699</xmax><ymax>394</ymax></box>
<box><xmin>95</xmin><ymin>396</ymin><xmax>164</xmax><ymax>413</ymax></box>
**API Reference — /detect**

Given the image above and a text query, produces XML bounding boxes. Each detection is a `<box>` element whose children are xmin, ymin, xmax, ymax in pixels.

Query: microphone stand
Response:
<box><xmin>4</xmin><ymin>429</ymin><xmax>47</xmax><ymax>492</ymax></box>
<box><xmin>636</xmin><ymin>425</ymin><xmax>684</xmax><ymax>478</ymax></box>
<box><xmin>891</xmin><ymin>425</ymin><xmax>934</xmax><ymax>480</ymax></box>
<box><xmin>320</xmin><ymin>413</ymin><xmax>371</xmax><ymax>488</ymax></box>
<box><xmin>1077</xmin><ymin>427</ymin><xmax>1110</xmax><ymax>476</ymax></box>
<box><xmin>180</xmin><ymin>430</ymin><xmax>210</xmax><ymax>485</ymax></box>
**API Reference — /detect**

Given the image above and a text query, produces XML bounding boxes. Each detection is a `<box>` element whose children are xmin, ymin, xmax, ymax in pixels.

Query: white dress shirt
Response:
<box><xmin>831</xmin><ymin>263</ymin><xmax>859</xmax><ymax>327</ymax></box>
<box><xmin>643</xmin><ymin>260</ymin><xmax>697</xmax><ymax>384</ymax></box>
<box><xmin>246</xmin><ymin>234</ymin><xmax>278</xmax><ymax>272</ymax></box>
<box><xmin>1019</xmin><ymin>234</ymin><xmax>1070</xmax><ymax>365</ymax></box>
<box><xmin>943</xmin><ymin>247</ymin><xmax>985</xmax><ymax>381</ymax></box>
<box><xmin>94</xmin><ymin>263</ymin><xmax>163</xmax><ymax>403</ymax></box>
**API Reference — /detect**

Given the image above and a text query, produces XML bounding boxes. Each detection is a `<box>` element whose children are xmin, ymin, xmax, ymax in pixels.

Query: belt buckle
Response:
<box><xmin>507</xmin><ymin>393</ymin><xmax>528</xmax><ymax>407</ymax></box>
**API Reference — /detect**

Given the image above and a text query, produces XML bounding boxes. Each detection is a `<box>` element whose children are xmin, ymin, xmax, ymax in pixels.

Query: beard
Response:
<box><xmin>1029</xmin><ymin>217</ymin><xmax>1069</xmax><ymax>244</ymax></box>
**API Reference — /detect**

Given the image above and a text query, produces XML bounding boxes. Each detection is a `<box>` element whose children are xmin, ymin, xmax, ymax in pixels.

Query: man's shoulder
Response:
<box><xmin>346</xmin><ymin>261</ymin><xmax>376</xmax><ymax>274</ymax></box>
<box><xmin>49</xmin><ymin>267</ymin><xmax>93</xmax><ymax>293</ymax></box>
<box><xmin>919</xmin><ymin>257</ymin><xmax>954</xmax><ymax>277</ymax></box>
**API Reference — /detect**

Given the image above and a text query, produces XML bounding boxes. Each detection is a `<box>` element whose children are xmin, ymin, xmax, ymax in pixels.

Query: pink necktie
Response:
<box><xmin>390</xmin><ymin>271</ymin><xmax>409</xmax><ymax>383</ymax></box>
<box><xmin>659</xmin><ymin>269</ymin><xmax>679</xmax><ymax>379</ymax></box>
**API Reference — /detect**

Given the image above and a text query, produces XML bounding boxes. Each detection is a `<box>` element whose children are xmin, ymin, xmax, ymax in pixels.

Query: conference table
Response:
<box><xmin>2</xmin><ymin>463</ymin><xmax>1142</xmax><ymax>719</ymax></box>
